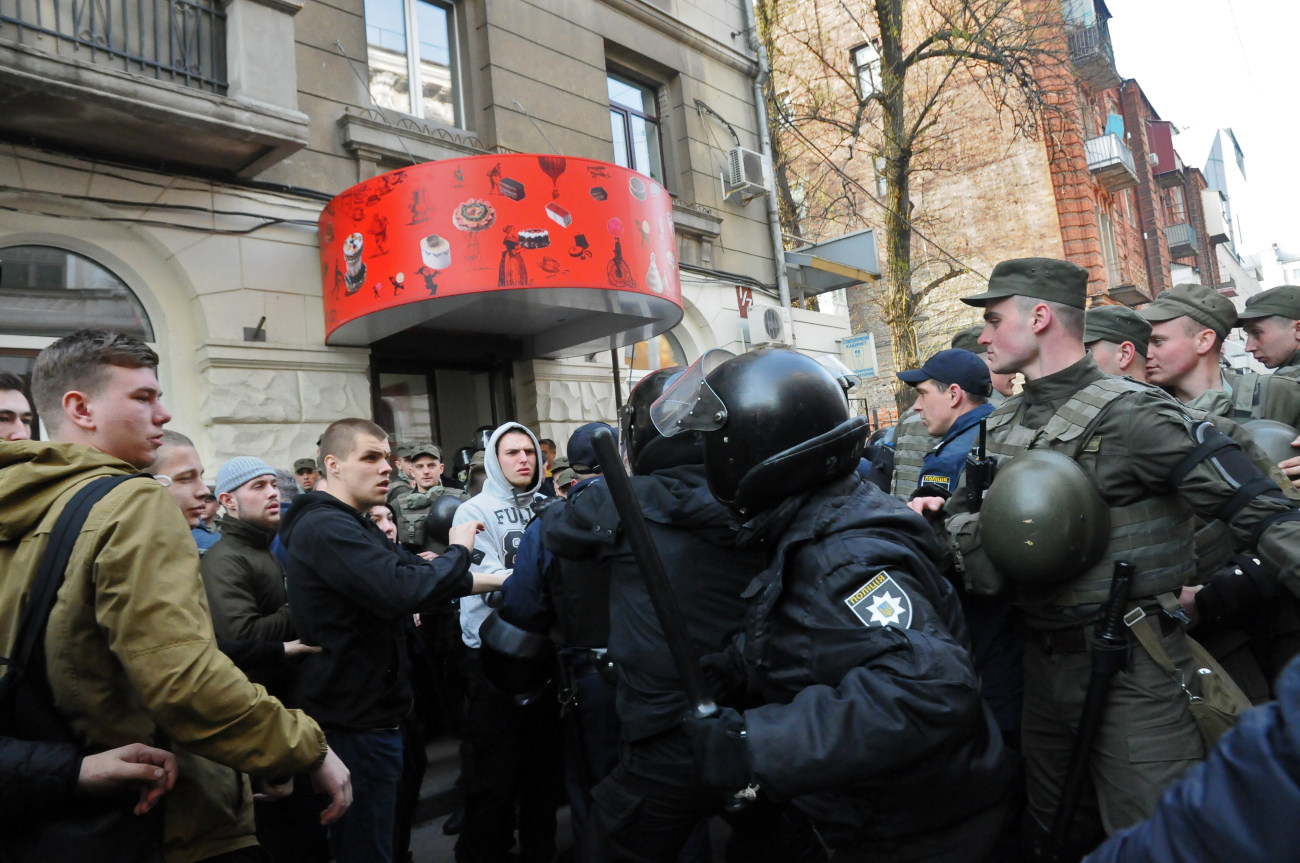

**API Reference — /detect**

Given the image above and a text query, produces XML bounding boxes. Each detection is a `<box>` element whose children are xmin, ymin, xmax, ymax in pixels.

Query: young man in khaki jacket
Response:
<box><xmin>0</xmin><ymin>329</ymin><xmax>350</xmax><ymax>863</ymax></box>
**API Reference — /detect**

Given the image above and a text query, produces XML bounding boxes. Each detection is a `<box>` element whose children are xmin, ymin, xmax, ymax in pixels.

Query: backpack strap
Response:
<box><xmin>2</xmin><ymin>475</ymin><xmax>147</xmax><ymax>697</ymax></box>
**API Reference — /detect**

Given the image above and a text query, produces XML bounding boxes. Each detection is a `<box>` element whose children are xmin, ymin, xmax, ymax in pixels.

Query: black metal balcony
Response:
<box><xmin>0</xmin><ymin>0</ymin><xmax>307</xmax><ymax>175</ymax></box>
<box><xmin>1067</xmin><ymin>23</ymin><xmax>1121</xmax><ymax>90</ymax></box>
<box><xmin>1166</xmin><ymin>222</ymin><xmax>1199</xmax><ymax>259</ymax></box>
<box><xmin>0</xmin><ymin>0</ymin><xmax>227</xmax><ymax>93</ymax></box>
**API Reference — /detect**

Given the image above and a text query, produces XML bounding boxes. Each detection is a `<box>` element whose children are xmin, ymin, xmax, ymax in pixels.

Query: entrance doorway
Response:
<box><xmin>373</xmin><ymin>365</ymin><xmax>514</xmax><ymax>455</ymax></box>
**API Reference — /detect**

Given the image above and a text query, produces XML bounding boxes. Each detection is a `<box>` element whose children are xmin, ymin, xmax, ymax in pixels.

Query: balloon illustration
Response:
<box><xmin>538</xmin><ymin>156</ymin><xmax>567</xmax><ymax>200</ymax></box>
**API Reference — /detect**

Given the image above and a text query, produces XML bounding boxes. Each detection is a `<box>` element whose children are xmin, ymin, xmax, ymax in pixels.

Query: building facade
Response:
<box><xmin>761</xmin><ymin>0</ymin><xmax>1233</xmax><ymax>404</ymax></box>
<box><xmin>0</xmin><ymin>0</ymin><xmax>851</xmax><ymax>466</ymax></box>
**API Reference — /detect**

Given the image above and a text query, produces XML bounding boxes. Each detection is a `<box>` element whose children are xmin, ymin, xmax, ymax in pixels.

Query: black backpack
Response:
<box><xmin>0</xmin><ymin>474</ymin><xmax>164</xmax><ymax>863</ymax></box>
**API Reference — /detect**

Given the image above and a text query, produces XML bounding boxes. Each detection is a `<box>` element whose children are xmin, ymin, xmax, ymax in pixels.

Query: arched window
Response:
<box><xmin>0</xmin><ymin>245</ymin><xmax>153</xmax><ymax>341</ymax></box>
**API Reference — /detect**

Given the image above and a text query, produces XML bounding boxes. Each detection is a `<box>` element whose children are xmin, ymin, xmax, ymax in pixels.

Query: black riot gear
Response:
<box><xmin>652</xmin><ymin>348</ymin><xmax>868</xmax><ymax>514</ymax></box>
<box><xmin>621</xmin><ymin>366</ymin><xmax>703</xmax><ymax>475</ymax></box>
<box><xmin>425</xmin><ymin>493</ymin><xmax>461</xmax><ymax>546</ymax></box>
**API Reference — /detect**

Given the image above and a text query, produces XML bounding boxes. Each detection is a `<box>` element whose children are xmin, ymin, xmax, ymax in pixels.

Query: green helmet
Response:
<box><xmin>1241</xmin><ymin>419</ymin><xmax>1299</xmax><ymax>466</ymax></box>
<box><xmin>980</xmin><ymin>450</ymin><xmax>1110</xmax><ymax>585</ymax></box>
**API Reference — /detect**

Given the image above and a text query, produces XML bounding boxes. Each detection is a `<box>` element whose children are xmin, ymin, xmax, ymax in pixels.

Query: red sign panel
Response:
<box><xmin>318</xmin><ymin>154</ymin><xmax>683</xmax><ymax>353</ymax></box>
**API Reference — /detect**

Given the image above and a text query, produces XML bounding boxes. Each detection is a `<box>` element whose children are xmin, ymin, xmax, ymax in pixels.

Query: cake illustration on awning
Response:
<box><xmin>318</xmin><ymin>154</ymin><xmax>683</xmax><ymax>358</ymax></box>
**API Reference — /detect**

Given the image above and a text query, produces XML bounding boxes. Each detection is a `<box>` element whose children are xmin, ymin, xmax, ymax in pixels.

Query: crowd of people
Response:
<box><xmin>2</xmin><ymin>260</ymin><xmax>1300</xmax><ymax>863</ymax></box>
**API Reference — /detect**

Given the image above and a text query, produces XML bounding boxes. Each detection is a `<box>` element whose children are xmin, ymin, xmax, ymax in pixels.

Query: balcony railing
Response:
<box><xmin>1067</xmin><ymin>23</ymin><xmax>1120</xmax><ymax>90</ymax></box>
<box><xmin>0</xmin><ymin>0</ymin><xmax>227</xmax><ymax>93</ymax></box>
<box><xmin>1084</xmin><ymin>133</ymin><xmax>1139</xmax><ymax>193</ymax></box>
<box><xmin>1165</xmin><ymin>222</ymin><xmax>1199</xmax><ymax>259</ymax></box>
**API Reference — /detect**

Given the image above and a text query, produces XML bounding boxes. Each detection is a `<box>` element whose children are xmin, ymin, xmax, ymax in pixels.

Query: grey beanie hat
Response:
<box><xmin>216</xmin><ymin>456</ymin><xmax>278</xmax><ymax>496</ymax></box>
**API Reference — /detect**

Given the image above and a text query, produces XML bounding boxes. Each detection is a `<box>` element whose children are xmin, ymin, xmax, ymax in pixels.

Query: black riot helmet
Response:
<box><xmin>651</xmin><ymin>348</ymin><xmax>869</xmax><ymax>514</ymax></box>
<box><xmin>621</xmin><ymin>366</ymin><xmax>704</xmax><ymax>475</ymax></box>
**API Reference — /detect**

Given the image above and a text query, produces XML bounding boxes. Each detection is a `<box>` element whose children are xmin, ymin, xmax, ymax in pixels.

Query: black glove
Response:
<box><xmin>684</xmin><ymin>707</ymin><xmax>753</xmax><ymax>791</ymax></box>
<box><xmin>699</xmin><ymin>648</ymin><xmax>748</xmax><ymax>705</ymax></box>
<box><xmin>1195</xmin><ymin>556</ymin><xmax>1277</xmax><ymax>631</ymax></box>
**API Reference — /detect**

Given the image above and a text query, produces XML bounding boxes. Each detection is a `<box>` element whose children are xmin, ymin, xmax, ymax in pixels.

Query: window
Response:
<box><xmin>624</xmin><ymin>330</ymin><xmax>687</xmax><ymax>372</ymax></box>
<box><xmin>365</xmin><ymin>0</ymin><xmax>461</xmax><ymax>126</ymax></box>
<box><xmin>851</xmin><ymin>41</ymin><xmax>880</xmax><ymax>96</ymax></box>
<box><xmin>608</xmin><ymin>74</ymin><xmax>664</xmax><ymax>184</ymax></box>
<box><xmin>0</xmin><ymin>245</ymin><xmax>152</xmax><ymax>341</ymax></box>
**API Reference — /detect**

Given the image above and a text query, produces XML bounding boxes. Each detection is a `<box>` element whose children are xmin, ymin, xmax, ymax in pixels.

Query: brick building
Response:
<box><xmin>763</xmin><ymin>0</ymin><xmax>1230</xmax><ymax>406</ymax></box>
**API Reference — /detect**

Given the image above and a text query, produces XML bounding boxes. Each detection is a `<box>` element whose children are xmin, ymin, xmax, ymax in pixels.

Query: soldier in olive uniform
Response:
<box><xmin>1239</xmin><ymin>285</ymin><xmax>1300</xmax><ymax>486</ymax></box>
<box><xmin>1084</xmin><ymin>307</ymin><xmax>1151</xmax><ymax>381</ymax></box>
<box><xmin>911</xmin><ymin>258</ymin><xmax>1300</xmax><ymax>850</ymax></box>
<box><xmin>392</xmin><ymin>442</ymin><xmax>465</xmax><ymax>555</ymax></box>
<box><xmin>1141</xmin><ymin>283</ymin><xmax>1300</xmax><ymax>428</ymax></box>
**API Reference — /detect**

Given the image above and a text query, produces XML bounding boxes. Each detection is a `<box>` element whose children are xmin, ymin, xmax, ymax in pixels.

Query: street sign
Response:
<box><xmin>841</xmin><ymin>332</ymin><xmax>877</xmax><ymax>378</ymax></box>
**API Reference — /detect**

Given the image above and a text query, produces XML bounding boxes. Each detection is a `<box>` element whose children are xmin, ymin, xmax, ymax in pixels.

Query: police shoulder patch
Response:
<box><xmin>919</xmin><ymin>474</ymin><xmax>951</xmax><ymax>490</ymax></box>
<box><xmin>845</xmin><ymin>571</ymin><xmax>912</xmax><ymax>629</ymax></box>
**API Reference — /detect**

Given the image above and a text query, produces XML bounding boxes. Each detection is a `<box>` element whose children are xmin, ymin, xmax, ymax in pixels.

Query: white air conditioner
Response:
<box><xmin>753</xmin><ymin>306</ymin><xmax>791</xmax><ymax>348</ymax></box>
<box><xmin>723</xmin><ymin>146</ymin><xmax>769</xmax><ymax>201</ymax></box>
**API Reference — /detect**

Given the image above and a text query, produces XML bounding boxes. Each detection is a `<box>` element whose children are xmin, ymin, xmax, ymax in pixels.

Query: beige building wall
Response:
<box><xmin>0</xmin><ymin>0</ymin><xmax>851</xmax><ymax>469</ymax></box>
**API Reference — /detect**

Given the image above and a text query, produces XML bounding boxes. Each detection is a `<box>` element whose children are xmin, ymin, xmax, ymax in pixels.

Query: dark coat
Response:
<box><xmin>200</xmin><ymin>516</ymin><xmax>295</xmax><ymax>642</ymax></box>
<box><xmin>279</xmin><ymin>491</ymin><xmax>472</xmax><ymax>730</ymax></box>
<box><xmin>0</xmin><ymin>737</ymin><xmax>80</xmax><ymax>824</ymax></box>
<box><xmin>735</xmin><ymin>473</ymin><xmax>1012</xmax><ymax>846</ymax></box>
<box><xmin>544</xmin><ymin>463</ymin><xmax>762</xmax><ymax>741</ymax></box>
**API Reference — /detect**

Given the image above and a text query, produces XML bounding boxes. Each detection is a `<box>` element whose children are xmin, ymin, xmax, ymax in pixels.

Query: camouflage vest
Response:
<box><xmin>889</xmin><ymin>413</ymin><xmax>932</xmax><ymax>500</ymax></box>
<box><xmin>983</xmin><ymin>376</ymin><xmax>1195</xmax><ymax>607</ymax></box>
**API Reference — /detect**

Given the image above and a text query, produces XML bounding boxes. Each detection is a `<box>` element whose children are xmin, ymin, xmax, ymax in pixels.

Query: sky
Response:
<box><xmin>1105</xmin><ymin>0</ymin><xmax>1300</xmax><ymax>255</ymax></box>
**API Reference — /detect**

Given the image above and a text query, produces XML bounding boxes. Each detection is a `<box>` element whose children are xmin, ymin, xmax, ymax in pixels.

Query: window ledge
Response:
<box><xmin>338</xmin><ymin>107</ymin><xmax>491</xmax><ymax>166</ymax></box>
<box><xmin>672</xmin><ymin>199</ymin><xmax>723</xmax><ymax>241</ymax></box>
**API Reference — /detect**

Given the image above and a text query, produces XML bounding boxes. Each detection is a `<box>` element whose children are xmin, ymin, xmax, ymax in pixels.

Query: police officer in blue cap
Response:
<box><xmin>896</xmin><ymin>348</ymin><xmax>994</xmax><ymax>498</ymax></box>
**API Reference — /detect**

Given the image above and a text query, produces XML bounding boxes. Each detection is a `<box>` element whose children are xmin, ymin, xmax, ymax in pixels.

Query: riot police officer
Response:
<box><xmin>655</xmin><ymin>348</ymin><xmax>1014</xmax><ymax>862</ymax></box>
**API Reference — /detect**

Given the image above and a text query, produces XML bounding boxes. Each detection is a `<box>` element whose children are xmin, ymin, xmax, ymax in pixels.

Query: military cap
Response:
<box><xmin>293</xmin><ymin>457</ymin><xmax>318</xmax><ymax>473</ymax></box>
<box><xmin>395</xmin><ymin>442</ymin><xmax>417</xmax><ymax>459</ymax></box>
<box><xmin>1236</xmin><ymin>285</ymin><xmax>1300</xmax><ymax>322</ymax></box>
<box><xmin>469</xmin><ymin>450</ymin><xmax>486</xmax><ymax>468</ymax></box>
<box><xmin>950</xmin><ymin>325</ymin><xmax>988</xmax><ymax>355</ymax></box>
<box><xmin>1084</xmin><ymin>305</ymin><xmax>1152</xmax><ymax>357</ymax></box>
<box><xmin>554</xmin><ymin>466</ymin><xmax>577</xmax><ymax>490</ymax></box>
<box><xmin>1139</xmin><ymin>283</ymin><xmax>1237</xmax><ymax>340</ymax></box>
<box><xmin>962</xmin><ymin>257</ymin><xmax>1089</xmax><ymax>309</ymax></box>
<box><xmin>409</xmin><ymin>442</ymin><xmax>441</xmax><ymax>460</ymax></box>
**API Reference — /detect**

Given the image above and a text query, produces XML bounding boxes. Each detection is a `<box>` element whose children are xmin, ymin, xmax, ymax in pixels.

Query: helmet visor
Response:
<box><xmin>815</xmin><ymin>354</ymin><xmax>860</xmax><ymax>393</ymax></box>
<box><xmin>650</xmin><ymin>348</ymin><xmax>735</xmax><ymax>437</ymax></box>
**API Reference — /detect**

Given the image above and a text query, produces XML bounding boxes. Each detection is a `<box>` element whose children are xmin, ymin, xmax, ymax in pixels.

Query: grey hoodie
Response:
<box><xmin>454</xmin><ymin>422</ymin><xmax>544</xmax><ymax>647</ymax></box>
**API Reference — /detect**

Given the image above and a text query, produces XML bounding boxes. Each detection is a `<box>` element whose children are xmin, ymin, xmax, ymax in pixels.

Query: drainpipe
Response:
<box><xmin>740</xmin><ymin>0</ymin><xmax>793</xmax><ymax>316</ymax></box>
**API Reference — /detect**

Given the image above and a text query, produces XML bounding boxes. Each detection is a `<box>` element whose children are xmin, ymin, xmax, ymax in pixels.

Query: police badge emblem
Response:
<box><xmin>845</xmin><ymin>571</ymin><xmax>912</xmax><ymax>629</ymax></box>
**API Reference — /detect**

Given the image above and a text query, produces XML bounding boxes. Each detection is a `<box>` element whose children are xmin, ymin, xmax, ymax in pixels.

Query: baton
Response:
<box><xmin>589</xmin><ymin>426</ymin><xmax>718</xmax><ymax>720</ymax></box>
<box><xmin>1044</xmin><ymin>560</ymin><xmax>1134</xmax><ymax>862</ymax></box>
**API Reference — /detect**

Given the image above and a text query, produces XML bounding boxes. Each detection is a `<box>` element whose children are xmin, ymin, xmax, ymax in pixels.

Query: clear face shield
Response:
<box><xmin>814</xmin><ymin>354</ymin><xmax>861</xmax><ymax>398</ymax></box>
<box><xmin>649</xmin><ymin>348</ymin><xmax>735</xmax><ymax>438</ymax></box>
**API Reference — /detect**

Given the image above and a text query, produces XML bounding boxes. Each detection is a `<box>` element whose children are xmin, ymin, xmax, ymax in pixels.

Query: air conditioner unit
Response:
<box><xmin>723</xmin><ymin>146</ymin><xmax>769</xmax><ymax>201</ymax></box>
<box><xmin>754</xmin><ymin>306</ymin><xmax>792</xmax><ymax>348</ymax></box>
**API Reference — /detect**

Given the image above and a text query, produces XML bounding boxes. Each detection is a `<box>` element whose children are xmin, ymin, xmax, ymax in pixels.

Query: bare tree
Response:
<box><xmin>757</xmin><ymin>0</ymin><xmax>1065</xmax><ymax>405</ymax></box>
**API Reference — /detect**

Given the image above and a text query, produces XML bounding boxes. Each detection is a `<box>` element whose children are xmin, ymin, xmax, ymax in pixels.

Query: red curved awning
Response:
<box><xmin>318</xmin><ymin>154</ymin><xmax>683</xmax><ymax>358</ymax></box>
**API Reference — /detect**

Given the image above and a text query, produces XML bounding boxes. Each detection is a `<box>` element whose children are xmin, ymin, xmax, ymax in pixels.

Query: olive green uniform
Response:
<box><xmin>392</xmin><ymin>483</ymin><xmax>467</xmax><ymax>554</ymax></box>
<box><xmin>1185</xmin><ymin>369</ymin><xmax>1300</xmax><ymax>428</ymax></box>
<box><xmin>888</xmin><ymin>412</ymin><xmax>931</xmax><ymax>500</ymax></box>
<box><xmin>945</xmin><ymin>354</ymin><xmax>1300</xmax><ymax>840</ymax></box>
<box><xmin>1275</xmin><ymin>349</ymin><xmax>1300</xmax><ymax>382</ymax></box>
<box><xmin>1175</xmin><ymin>374</ymin><xmax>1300</xmax><ymax>702</ymax></box>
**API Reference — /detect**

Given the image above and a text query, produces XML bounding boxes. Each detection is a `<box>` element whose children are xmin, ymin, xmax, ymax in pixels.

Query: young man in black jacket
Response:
<box><xmin>280</xmin><ymin>417</ymin><xmax>498</xmax><ymax>863</ymax></box>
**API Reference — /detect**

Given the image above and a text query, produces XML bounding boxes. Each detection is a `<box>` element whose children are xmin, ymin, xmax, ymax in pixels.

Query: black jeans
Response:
<box><xmin>455</xmin><ymin>652</ymin><xmax>564</xmax><ymax>863</ymax></box>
